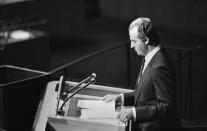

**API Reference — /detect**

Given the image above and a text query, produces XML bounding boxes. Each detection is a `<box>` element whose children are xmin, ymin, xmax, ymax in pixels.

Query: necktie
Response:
<box><xmin>137</xmin><ymin>58</ymin><xmax>145</xmax><ymax>83</ymax></box>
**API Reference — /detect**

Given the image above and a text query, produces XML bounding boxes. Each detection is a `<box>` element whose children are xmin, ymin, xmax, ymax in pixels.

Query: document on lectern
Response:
<box><xmin>77</xmin><ymin>100</ymin><xmax>118</xmax><ymax>121</ymax></box>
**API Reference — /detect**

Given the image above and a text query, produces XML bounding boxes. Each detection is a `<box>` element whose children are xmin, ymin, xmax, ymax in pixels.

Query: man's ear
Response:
<box><xmin>145</xmin><ymin>37</ymin><xmax>149</xmax><ymax>45</ymax></box>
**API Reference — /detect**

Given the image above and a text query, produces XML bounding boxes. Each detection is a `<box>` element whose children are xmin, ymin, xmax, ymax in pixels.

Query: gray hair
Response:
<box><xmin>129</xmin><ymin>17</ymin><xmax>159</xmax><ymax>45</ymax></box>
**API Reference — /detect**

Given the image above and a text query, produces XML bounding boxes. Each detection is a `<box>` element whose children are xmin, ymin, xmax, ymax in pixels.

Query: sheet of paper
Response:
<box><xmin>77</xmin><ymin>100</ymin><xmax>118</xmax><ymax>120</ymax></box>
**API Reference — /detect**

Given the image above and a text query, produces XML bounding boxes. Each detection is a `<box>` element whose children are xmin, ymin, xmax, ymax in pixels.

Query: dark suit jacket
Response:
<box><xmin>124</xmin><ymin>48</ymin><xmax>180</xmax><ymax>131</ymax></box>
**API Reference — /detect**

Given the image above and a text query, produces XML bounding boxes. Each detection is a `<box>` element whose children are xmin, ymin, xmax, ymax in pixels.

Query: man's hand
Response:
<box><xmin>101</xmin><ymin>94</ymin><xmax>121</xmax><ymax>103</ymax></box>
<box><xmin>117</xmin><ymin>108</ymin><xmax>134</xmax><ymax>122</ymax></box>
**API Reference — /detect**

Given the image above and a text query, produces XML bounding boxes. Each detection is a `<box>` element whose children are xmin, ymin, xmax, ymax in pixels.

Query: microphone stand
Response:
<box><xmin>57</xmin><ymin>77</ymin><xmax>96</xmax><ymax>116</ymax></box>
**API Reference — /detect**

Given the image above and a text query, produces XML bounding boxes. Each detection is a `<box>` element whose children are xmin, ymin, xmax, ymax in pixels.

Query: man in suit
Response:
<box><xmin>102</xmin><ymin>17</ymin><xmax>180</xmax><ymax>131</ymax></box>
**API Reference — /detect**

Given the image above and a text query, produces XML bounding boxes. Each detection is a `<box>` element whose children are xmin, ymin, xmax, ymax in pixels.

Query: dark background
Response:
<box><xmin>1</xmin><ymin>0</ymin><xmax>207</xmax><ymax>130</ymax></box>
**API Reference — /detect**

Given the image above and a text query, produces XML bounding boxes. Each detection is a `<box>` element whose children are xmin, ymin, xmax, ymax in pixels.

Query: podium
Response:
<box><xmin>33</xmin><ymin>81</ymin><xmax>133</xmax><ymax>131</ymax></box>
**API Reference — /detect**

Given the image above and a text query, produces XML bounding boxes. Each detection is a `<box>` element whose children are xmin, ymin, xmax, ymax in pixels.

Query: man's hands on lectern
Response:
<box><xmin>101</xmin><ymin>94</ymin><xmax>121</xmax><ymax>103</ymax></box>
<box><xmin>117</xmin><ymin>107</ymin><xmax>133</xmax><ymax>122</ymax></box>
<box><xmin>102</xmin><ymin>94</ymin><xmax>134</xmax><ymax>122</ymax></box>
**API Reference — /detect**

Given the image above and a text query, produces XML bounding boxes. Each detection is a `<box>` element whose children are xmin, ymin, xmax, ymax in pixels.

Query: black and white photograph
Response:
<box><xmin>0</xmin><ymin>0</ymin><xmax>207</xmax><ymax>131</ymax></box>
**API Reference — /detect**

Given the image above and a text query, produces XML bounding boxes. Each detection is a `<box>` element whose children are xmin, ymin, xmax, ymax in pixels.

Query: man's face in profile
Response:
<box><xmin>129</xmin><ymin>27</ymin><xmax>147</xmax><ymax>56</ymax></box>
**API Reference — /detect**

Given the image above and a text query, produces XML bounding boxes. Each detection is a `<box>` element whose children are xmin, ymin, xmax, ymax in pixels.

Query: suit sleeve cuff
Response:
<box><xmin>133</xmin><ymin>107</ymin><xmax>136</xmax><ymax>121</ymax></box>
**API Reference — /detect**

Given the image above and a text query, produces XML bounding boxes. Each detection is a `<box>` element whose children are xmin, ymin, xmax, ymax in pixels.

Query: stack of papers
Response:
<box><xmin>77</xmin><ymin>100</ymin><xmax>118</xmax><ymax>120</ymax></box>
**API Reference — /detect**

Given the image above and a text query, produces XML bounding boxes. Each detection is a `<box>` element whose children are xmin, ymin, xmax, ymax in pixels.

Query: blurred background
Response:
<box><xmin>1</xmin><ymin>0</ymin><xmax>207</xmax><ymax>130</ymax></box>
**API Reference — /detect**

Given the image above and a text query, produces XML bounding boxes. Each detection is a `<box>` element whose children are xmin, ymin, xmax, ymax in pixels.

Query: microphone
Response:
<box><xmin>65</xmin><ymin>73</ymin><xmax>96</xmax><ymax>97</ymax></box>
<box><xmin>57</xmin><ymin>73</ymin><xmax>96</xmax><ymax>116</ymax></box>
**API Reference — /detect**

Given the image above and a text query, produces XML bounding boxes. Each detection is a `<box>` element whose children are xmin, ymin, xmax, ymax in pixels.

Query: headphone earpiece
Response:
<box><xmin>144</xmin><ymin>37</ymin><xmax>149</xmax><ymax>45</ymax></box>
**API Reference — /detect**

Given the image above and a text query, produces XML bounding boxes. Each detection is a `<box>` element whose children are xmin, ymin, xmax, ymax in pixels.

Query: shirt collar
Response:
<box><xmin>144</xmin><ymin>45</ymin><xmax>161</xmax><ymax>64</ymax></box>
